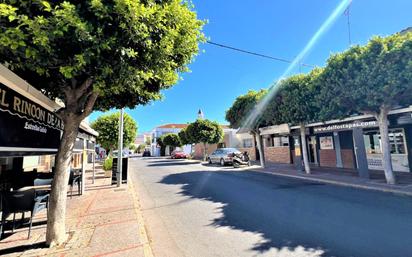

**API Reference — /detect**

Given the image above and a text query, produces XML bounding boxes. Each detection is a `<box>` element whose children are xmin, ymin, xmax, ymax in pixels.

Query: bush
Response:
<box><xmin>103</xmin><ymin>157</ymin><xmax>113</xmax><ymax>171</ymax></box>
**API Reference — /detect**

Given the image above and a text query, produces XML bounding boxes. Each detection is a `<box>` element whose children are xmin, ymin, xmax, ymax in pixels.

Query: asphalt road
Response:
<box><xmin>129</xmin><ymin>157</ymin><xmax>412</xmax><ymax>257</ymax></box>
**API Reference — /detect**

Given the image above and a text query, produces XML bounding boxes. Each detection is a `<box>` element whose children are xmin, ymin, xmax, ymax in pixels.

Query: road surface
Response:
<box><xmin>129</xmin><ymin>157</ymin><xmax>412</xmax><ymax>257</ymax></box>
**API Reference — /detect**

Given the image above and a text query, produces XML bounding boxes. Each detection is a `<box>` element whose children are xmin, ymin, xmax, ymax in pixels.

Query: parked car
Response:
<box><xmin>171</xmin><ymin>150</ymin><xmax>187</xmax><ymax>159</ymax></box>
<box><xmin>142</xmin><ymin>149</ymin><xmax>151</xmax><ymax>157</ymax></box>
<box><xmin>208</xmin><ymin>148</ymin><xmax>241</xmax><ymax>166</ymax></box>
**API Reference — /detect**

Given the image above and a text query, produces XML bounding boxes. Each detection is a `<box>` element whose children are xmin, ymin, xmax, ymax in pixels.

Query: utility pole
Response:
<box><xmin>344</xmin><ymin>1</ymin><xmax>352</xmax><ymax>46</ymax></box>
<box><xmin>116</xmin><ymin>108</ymin><xmax>124</xmax><ymax>187</ymax></box>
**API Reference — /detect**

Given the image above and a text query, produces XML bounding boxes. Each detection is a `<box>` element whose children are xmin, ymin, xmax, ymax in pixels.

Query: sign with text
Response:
<box><xmin>367</xmin><ymin>153</ymin><xmax>409</xmax><ymax>172</ymax></box>
<box><xmin>0</xmin><ymin>82</ymin><xmax>62</xmax><ymax>153</ymax></box>
<box><xmin>319</xmin><ymin>136</ymin><xmax>334</xmax><ymax>150</ymax></box>
<box><xmin>314</xmin><ymin>120</ymin><xmax>377</xmax><ymax>134</ymax></box>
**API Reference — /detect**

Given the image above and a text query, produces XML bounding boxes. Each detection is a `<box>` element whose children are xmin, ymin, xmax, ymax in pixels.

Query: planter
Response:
<box><xmin>104</xmin><ymin>169</ymin><xmax>112</xmax><ymax>178</ymax></box>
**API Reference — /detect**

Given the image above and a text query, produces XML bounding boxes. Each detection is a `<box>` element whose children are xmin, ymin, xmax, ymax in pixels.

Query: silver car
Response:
<box><xmin>208</xmin><ymin>148</ymin><xmax>241</xmax><ymax>166</ymax></box>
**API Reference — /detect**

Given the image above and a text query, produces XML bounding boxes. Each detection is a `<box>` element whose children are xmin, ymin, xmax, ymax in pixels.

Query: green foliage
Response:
<box><xmin>0</xmin><ymin>0</ymin><xmax>205</xmax><ymax>111</ymax></box>
<box><xmin>264</xmin><ymin>69</ymin><xmax>322</xmax><ymax>126</ymax></box>
<box><xmin>137</xmin><ymin>144</ymin><xmax>146</xmax><ymax>153</ymax></box>
<box><xmin>225</xmin><ymin>89</ymin><xmax>267</xmax><ymax>129</ymax></box>
<box><xmin>317</xmin><ymin>32</ymin><xmax>412</xmax><ymax>119</ymax></box>
<box><xmin>178</xmin><ymin>128</ymin><xmax>191</xmax><ymax>145</ymax></box>
<box><xmin>91</xmin><ymin>112</ymin><xmax>138</xmax><ymax>150</ymax></box>
<box><xmin>102</xmin><ymin>157</ymin><xmax>113</xmax><ymax>171</ymax></box>
<box><xmin>161</xmin><ymin>133</ymin><xmax>182</xmax><ymax>147</ymax></box>
<box><xmin>186</xmin><ymin>119</ymin><xmax>223</xmax><ymax>145</ymax></box>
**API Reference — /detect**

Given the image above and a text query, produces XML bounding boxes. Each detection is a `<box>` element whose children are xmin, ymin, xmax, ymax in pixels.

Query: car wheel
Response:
<box><xmin>208</xmin><ymin>158</ymin><xmax>212</xmax><ymax>164</ymax></box>
<box><xmin>220</xmin><ymin>158</ymin><xmax>225</xmax><ymax>166</ymax></box>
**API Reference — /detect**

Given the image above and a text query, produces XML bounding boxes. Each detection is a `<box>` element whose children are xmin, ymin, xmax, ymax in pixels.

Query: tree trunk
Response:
<box><xmin>46</xmin><ymin>116</ymin><xmax>81</xmax><ymax>246</ymax></box>
<box><xmin>253</xmin><ymin>131</ymin><xmax>265</xmax><ymax>168</ymax></box>
<box><xmin>377</xmin><ymin>107</ymin><xmax>396</xmax><ymax>184</ymax></box>
<box><xmin>46</xmin><ymin>79</ymin><xmax>98</xmax><ymax>246</ymax></box>
<box><xmin>300</xmin><ymin>123</ymin><xmax>311</xmax><ymax>174</ymax></box>
<box><xmin>203</xmin><ymin>142</ymin><xmax>208</xmax><ymax>161</ymax></box>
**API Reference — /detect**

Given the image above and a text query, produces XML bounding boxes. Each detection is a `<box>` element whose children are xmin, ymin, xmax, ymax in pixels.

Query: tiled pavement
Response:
<box><xmin>257</xmin><ymin>162</ymin><xmax>412</xmax><ymax>196</ymax></box>
<box><xmin>0</xmin><ymin>165</ymin><xmax>151</xmax><ymax>257</ymax></box>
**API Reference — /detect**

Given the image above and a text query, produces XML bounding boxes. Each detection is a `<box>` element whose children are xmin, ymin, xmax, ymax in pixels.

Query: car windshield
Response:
<box><xmin>222</xmin><ymin>148</ymin><xmax>239</xmax><ymax>153</ymax></box>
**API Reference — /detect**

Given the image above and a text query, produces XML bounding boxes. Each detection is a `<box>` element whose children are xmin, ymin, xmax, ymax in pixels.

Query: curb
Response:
<box><xmin>249</xmin><ymin>169</ymin><xmax>412</xmax><ymax>197</ymax></box>
<box><xmin>128</xmin><ymin>181</ymin><xmax>155</xmax><ymax>257</ymax></box>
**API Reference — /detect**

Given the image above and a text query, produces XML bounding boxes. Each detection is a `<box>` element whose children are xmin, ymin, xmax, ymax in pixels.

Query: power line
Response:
<box><xmin>206</xmin><ymin>41</ymin><xmax>314</xmax><ymax>68</ymax></box>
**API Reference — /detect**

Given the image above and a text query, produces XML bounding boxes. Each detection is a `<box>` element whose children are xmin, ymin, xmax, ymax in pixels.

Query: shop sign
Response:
<box><xmin>367</xmin><ymin>154</ymin><xmax>409</xmax><ymax>172</ymax></box>
<box><xmin>314</xmin><ymin>120</ymin><xmax>377</xmax><ymax>134</ymax></box>
<box><xmin>0</xmin><ymin>82</ymin><xmax>62</xmax><ymax>152</ymax></box>
<box><xmin>319</xmin><ymin>136</ymin><xmax>334</xmax><ymax>150</ymax></box>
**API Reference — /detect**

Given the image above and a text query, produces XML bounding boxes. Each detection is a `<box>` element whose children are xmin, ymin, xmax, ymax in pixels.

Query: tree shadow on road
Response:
<box><xmin>159</xmin><ymin>170</ymin><xmax>412</xmax><ymax>257</ymax></box>
<box><xmin>148</xmin><ymin>162</ymin><xmax>199</xmax><ymax>167</ymax></box>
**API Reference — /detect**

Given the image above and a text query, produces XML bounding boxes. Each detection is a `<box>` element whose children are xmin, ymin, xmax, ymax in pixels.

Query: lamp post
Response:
<box><xmin>117</xmin><ymin>108</ymin><xmax>124</xmax><ymax>187</ymax></box>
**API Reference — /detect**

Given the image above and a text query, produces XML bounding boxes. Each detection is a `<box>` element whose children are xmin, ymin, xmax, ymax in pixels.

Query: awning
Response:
<box><xmin>259</xmin><ymin>124</ymin><xmax>290</xmax><ymax>135</ymax></box>
<box><xmin>0</xmin><ymin>66</ymin><xmax>63</xmax><ymax>157</ymax></box>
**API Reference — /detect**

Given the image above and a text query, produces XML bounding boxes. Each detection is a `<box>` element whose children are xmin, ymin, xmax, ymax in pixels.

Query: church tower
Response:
<box><xmin>197</xmin><ymin>109</ymin><xmax>204</xmax><ymax>119</ymax></box>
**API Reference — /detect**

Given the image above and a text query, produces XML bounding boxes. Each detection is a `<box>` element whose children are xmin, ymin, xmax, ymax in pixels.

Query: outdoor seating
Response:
<box><xmin>0</xmin><ymin>188</ymin><xmax>49</xmax><ymax>239</ymax></box>
<box><xmin>33</xmin><ymin>178</ymin><xmax>52</xmax><ymax>204</ymax></box>
<box><xmin>68</xmin><ymin>169</ymin><xmax>82</xmax><ymax>198</ymax></box>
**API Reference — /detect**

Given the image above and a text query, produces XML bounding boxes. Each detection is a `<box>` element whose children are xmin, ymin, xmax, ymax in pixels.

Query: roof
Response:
<box><xmin>0</xmin><ymin>64</ymin><xmax>62</xmax><ymax>112</ymax></box>
<box><xmin>157</xmin><ymin>124</ymin><xmax>188</xmax><ymax>129</ymax></box>
<box><xmin>288</xmin><ymin>105</ymin><xmax>412</xmax><ymax>130</ymax></box>
<box><xmin>80</xmin><ymin>121</ymin><xmax>99</xmax><ymax>137</ymax></box>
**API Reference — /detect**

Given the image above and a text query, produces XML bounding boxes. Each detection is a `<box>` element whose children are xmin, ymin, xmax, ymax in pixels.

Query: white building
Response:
<box><xmin>150</xmin><ymin>124</ymin><xmax>191</xmax><ymax>156</ymax></box>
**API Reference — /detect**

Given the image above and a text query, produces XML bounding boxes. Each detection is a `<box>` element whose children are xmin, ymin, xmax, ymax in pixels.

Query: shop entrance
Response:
<box><xmin>307</xmin><ymin>136</ymin><xmax>318</xmax><ymax>164</ymax></box>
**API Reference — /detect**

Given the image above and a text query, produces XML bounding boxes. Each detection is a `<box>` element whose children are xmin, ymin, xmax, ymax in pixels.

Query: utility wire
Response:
<box><xmin>206</xmin><ymin>41</ymin><xmax>314</xmax><ymax>68</ymax></box>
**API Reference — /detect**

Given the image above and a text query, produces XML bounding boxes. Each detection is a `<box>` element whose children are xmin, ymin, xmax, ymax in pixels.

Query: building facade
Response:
<box><xmin>258</xmin><ymin>106</ymin><xmax>412</xmax><ymax>175</ymax></box>
<box><xmin>0</xmin><ymin>64</ymin><xmax>98</xmax><ymax>193</ymax></box>
<box><xmin>150</xmin><ymin>124</ymin><xmax>191</xmax><ymax>156</ymax></box>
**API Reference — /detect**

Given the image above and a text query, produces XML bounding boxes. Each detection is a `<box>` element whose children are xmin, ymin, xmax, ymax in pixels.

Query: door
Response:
<box><xmin>307</xmin><ymin>136</ymin><xmax>318</xmax><ymax>164</ymax></box>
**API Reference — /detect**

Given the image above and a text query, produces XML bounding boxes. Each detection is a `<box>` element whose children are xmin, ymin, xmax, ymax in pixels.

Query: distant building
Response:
<box><xmin>135</xmin><ymin>132</ymin><xmax>152</xmax><ymax>147</ymax></box>
<box><xmin>150</xmin><ymin>124</ymin><xmax>190</xmax><ymax>156</ymax></box>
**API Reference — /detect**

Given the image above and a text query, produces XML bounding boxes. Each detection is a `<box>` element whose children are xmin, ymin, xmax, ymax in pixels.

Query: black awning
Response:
<box><xmin>0</xmin><ymin>82</ymin><xmax>63</xmax><ymax>156</ymax></box>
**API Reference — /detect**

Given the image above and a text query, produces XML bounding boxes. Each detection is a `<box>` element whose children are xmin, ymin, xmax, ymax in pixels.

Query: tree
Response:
<box><xmin>162</xmin><ymin>133</ymin><xmax>182</xmax><ymax>151</ymax></box>
<box><xmin>225</xmin><ymin>89</ymin><xmax>267</xmax><ymax>167</ymax></box>
<box><xmin>186</xmin><ymin>119</ymin><xmax>224</xmax><ymax>161</ymax></box>
<box><xmin>91</xmin><ymin>112</ymin><xmax>137</xmax><ymax>153</ymax></box>
<box><xmin>266</xmin><ymin>70</ymin><xmax>322</xmax><ymax>174</ymax></box>
<box><xmin>317</xmin><ymin>32</ymin><xmax>412</xmax><ymax>184</ymax></box>
<box><xmin>178</xmin><ymin>127</ymin><xmax>192</xmax><ymax>145</ymax></box>
<box><xmin>0</xmin><ymin>0</ymin><xmax>204</xmax><ymax>245</ymax></box>
<box><xmin>137</xmin><ymin>144</ymin><xmax>146</xmax><ymax>153</ymax></box>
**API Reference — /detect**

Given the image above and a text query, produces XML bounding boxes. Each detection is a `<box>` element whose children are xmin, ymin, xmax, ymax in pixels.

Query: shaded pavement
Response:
<box><xmin>0</xmin><ymin>164</ymin><xmax>150</xmax><ymax>257</ymax></box>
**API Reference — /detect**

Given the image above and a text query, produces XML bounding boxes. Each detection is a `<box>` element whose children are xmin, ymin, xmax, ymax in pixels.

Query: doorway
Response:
<box><xmin>307</xmin><ymin>136</ymin><xmax>318</xmax><ymax>164</ymax></box>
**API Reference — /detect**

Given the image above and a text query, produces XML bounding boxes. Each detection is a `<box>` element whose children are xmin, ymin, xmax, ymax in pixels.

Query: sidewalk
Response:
<box><xmin>253</xmin><ymin>162</ymin><xmax>412</xmax><ymax>196</ymax></box>
<box><xmin>0</xmin><ymin>164</ymin><xmax>153</xmax><ymax>257</ymax></box>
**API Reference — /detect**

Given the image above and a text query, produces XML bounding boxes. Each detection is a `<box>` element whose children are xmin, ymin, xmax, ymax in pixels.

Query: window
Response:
<box><xmin>265</xmin><ymin>135</ymin><xmax>289</xmax><ymax>147</ymax></box>
<box><xmin>242</xmin><ymin>138</ymin><xmax>253</xmax><ymax>148</ymax></box>
<box><xmin>364</xmin><ymin>129</ymin><xmax>406</xmax><ymax>154</ymax></box>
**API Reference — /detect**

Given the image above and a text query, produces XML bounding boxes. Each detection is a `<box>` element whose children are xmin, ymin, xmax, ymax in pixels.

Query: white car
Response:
<box><xmin>208</xmin><ymin>148</ymin><xmax>241</xmax><ymax>166</ymax></box>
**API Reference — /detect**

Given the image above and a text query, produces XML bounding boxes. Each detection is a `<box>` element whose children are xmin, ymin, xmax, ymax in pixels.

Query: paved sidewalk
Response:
<box><xmin>252</xmin><ymin>163</ymin><xmax>412</xmax><ymax>196</ymax></box>
<box><xmin>0</xmin><ymin>164</ymin><xmax>153</xmax><ymax>257</ymax></box>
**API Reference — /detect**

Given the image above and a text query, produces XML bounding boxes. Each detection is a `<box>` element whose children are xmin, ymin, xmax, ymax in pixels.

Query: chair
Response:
<box><xmin>68</xmin><ymin>169</ymin><xmax>82</xmax><ymax>198</ymax></box>
<box><xmin>0</xmin><ymin>188</ymin><xmax>49</xmax><ymax>239</ymax></box>
<box><xmin>34</xmin><ymin>178</ymin><xmax>52</xmax><ymax>196</ymax></box>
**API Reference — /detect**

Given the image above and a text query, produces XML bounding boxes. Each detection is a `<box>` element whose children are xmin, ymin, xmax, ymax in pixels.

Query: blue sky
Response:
<box><xmin>89</xmin><ymin>0</ymin><xmax>412</xmax><ymax>133</ymax></box>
